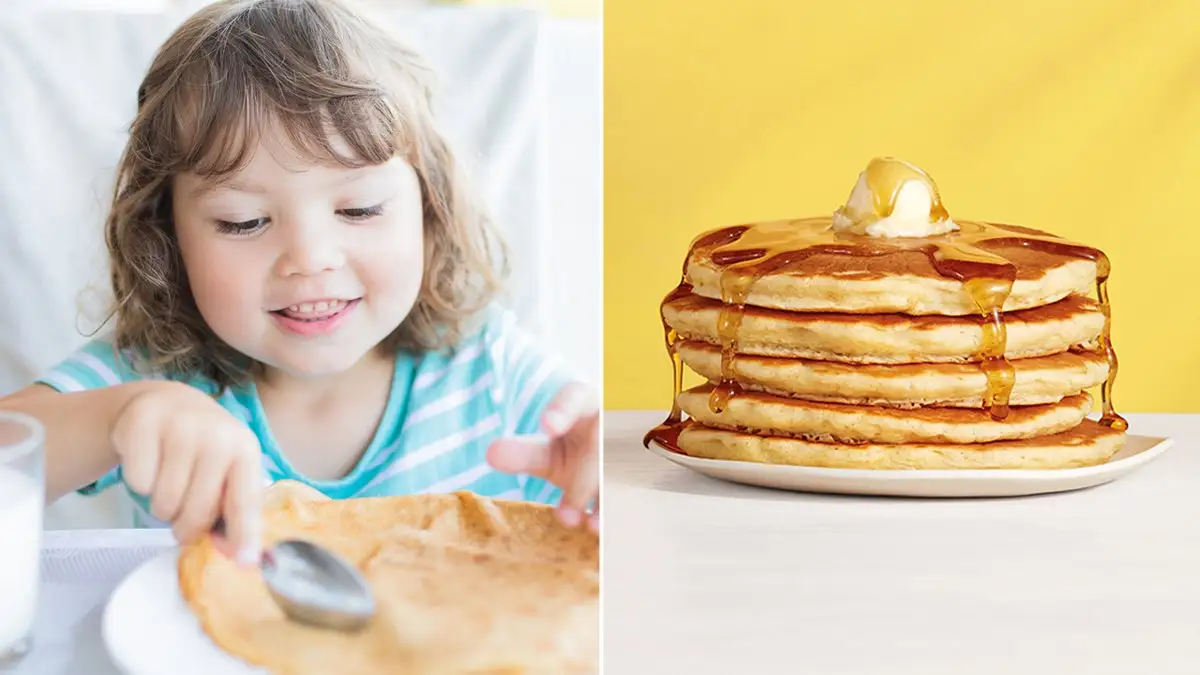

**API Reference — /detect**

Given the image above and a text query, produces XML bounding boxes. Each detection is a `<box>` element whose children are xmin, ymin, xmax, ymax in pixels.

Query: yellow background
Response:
<box><xmin>605</xmin><ymin>0</ymin><xmax>1200</xmax><ymax>412</ymax></box>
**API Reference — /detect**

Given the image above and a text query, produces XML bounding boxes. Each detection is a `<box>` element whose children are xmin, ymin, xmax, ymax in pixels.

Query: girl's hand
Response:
<box><xmin>487</xmin><ymin>383</ymin><xmax>600</xmax><ymax>534</ymax></box>
<box><xmin>110</xmin><ymin>381</ymin><xmax>264</xmax><ymax>565</ymax></box>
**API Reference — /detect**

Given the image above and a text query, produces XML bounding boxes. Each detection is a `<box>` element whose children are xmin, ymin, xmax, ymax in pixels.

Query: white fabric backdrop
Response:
<box><xmin>0</xmin><ymin>5</ymin><xmax>600</xmax><ymax>528</ymax></box>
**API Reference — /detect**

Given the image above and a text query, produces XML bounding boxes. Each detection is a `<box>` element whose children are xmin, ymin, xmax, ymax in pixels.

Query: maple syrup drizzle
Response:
<box><xmin>861</xmin><ymin>157</ymin><xmax>951</xmax><ymax>223</ymax></box>
<box><xmin>1093</xmin><ymin>254</ymin><xmax>1127</xmax><ymax>431</ymax></box>
<box><xmin>642</xmin><ymin>245</ymin><xmax>714</xmax><ymax>449</ymax></box>
<box><xmin>644</xmin><ymin>161</ymin><xmax>1126</xmax><ymax>452</ymax></box>
<box><xmin>660</xmin><ymin>283</ymin><xmax>693</xmax><ymax>427</ymax></box>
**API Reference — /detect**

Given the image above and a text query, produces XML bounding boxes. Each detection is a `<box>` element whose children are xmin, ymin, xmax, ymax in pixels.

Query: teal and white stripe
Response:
<box><xmin>37</xmin><ymin>305</ymin><xmax>572</xmax><ymax>527</ymax></box>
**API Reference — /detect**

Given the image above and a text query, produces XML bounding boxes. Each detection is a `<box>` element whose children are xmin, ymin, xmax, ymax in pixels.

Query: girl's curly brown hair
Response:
<box><xmin>105</xmin><ymin>0</ymin><xmax>508</xmax><ymax>388</ymax></box>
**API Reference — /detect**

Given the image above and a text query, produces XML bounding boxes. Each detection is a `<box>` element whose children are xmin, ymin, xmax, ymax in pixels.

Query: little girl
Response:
<box><xmin>0</xmin><ymin>0</ymin><xmax>598</xmax><ymax>565</ymax></box>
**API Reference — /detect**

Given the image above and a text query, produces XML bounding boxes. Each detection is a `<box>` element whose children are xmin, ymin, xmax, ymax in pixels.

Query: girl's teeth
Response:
<box><xmin>282</xmin><ymin>300</ymin><xmax>347</xmax><ymax>316</ymax></box>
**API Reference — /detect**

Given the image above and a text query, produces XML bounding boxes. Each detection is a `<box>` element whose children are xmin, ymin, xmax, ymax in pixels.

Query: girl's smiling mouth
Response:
<box><xmin>269</xmin><ymin>298</ymin><xmax>361</xmax><ymax>336</ymax></box>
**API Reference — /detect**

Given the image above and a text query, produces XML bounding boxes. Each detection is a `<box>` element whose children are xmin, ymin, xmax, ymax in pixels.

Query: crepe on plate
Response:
<box><xmin>178</xmin><ymin>481</ymin><xmax>598</xmax><ymax>675</ymax></box>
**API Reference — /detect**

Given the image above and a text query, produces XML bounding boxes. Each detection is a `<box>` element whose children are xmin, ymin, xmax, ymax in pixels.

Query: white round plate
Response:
<box><xmin>103</xmin><ymin>550</ymin><xmax>265</xmax><ymax>675</ymax></box>
<box><xmin>648</xmin><ymin>433</ymin><xmax>1174</xmax><ymax>497</ymax></box>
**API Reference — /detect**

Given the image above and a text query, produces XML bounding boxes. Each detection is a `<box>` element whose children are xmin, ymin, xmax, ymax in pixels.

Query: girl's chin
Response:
<box><xmin>256</xmin><ymin>346</ymin><xmax>382</xmax><ymax>381</ymax></box>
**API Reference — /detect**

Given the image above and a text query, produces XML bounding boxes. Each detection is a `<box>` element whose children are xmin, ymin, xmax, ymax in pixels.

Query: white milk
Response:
<box><xmin>0</xmin><ymin>467</ymin><xmax>41</xmax><ymax>651</ymax></box>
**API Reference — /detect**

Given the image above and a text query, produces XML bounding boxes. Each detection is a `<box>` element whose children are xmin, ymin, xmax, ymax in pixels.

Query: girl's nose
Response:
<box><xmin>274</xmin><ymin>221</ymin><xmax>346</xmax><ymax>277</ymax></box>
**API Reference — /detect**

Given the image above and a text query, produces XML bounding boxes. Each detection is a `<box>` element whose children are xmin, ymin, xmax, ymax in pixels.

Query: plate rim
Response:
<box><xmin>101</xmin><ymin>547</ymin><xmax>266</xmax><ymax>675</ymax></box>
<box><xmin>646</xmin><ymin>433</ymin><xmax>1174</xmax><ymax>482</ymax></box>
<box><xmin>101</xmin><ymin>548</ymin><xmax>177</xmax><ymax>675</ymax></box>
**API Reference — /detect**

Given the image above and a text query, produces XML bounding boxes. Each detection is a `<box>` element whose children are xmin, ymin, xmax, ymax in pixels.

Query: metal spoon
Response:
<box><xmin>125</xmin><ymin>485</ymin><xmax>376</xmax><ymax>631</ymax></box>
<box><xmin>212</xmin><ymin>518</ymin><xmax>376</xmax><ymax>632</ymax></box>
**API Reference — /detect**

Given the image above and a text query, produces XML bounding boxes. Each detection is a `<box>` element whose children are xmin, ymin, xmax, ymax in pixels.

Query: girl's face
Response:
<box><xmin>172</xmin><ymin>125</ymin><xmax>425</xmax><ymax>380</ymax></box>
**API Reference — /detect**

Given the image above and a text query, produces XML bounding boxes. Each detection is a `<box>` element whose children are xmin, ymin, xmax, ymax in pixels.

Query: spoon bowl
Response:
<box><xmin>261</xmin><ymin>540</ymin><xmax>376</xmax><ymax>632</ymax></box>
<box><xmin>211</xmin><ymin>518</ymin><xmax>376</xmax><ymax>632</ymax></box>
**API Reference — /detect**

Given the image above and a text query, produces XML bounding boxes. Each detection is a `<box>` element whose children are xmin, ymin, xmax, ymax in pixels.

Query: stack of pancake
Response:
<box><xmin>651</xmin><ymin>202</ymin><xmax>1128</xmax><ymax>471</ymax></box>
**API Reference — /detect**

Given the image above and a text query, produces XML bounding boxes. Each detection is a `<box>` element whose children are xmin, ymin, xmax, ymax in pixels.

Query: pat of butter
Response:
<box><xmin>832</xmin><ymin>158</ymin><xmax>958</xmax><ymax>238</ymax></box>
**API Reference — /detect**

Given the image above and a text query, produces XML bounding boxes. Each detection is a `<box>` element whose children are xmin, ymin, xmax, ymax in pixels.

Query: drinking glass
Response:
<box><xmin>0</xmin><ymin>412</ymin><xmax>44</xmax><ymax>666</ymax></box>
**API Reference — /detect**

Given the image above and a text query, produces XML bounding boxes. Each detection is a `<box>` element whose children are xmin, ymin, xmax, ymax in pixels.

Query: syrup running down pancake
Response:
<box><xmin>674</xmin><ymin>341</ymin><xmax>1109</xmax><ymax>408</ymax></box>
<box><xmin>663</xmin><ymin>292</ymin><xmax>1106</xmax><ymax>364</ymax></box>
<box><xmin>677</xmin><ymin>386</ymin><xmax>1094</xmax><ymax>445</ymax></box>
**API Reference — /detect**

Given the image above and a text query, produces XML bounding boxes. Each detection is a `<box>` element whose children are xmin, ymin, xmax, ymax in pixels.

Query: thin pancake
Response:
<box><xmin>664</xmin><ymin>292</ymin><xmax>1104</xmax><ymax>363</ymax></box>
<box><xmin>674</xmin><ymin>419</ymin><xmax>1125</xmax><ymax>470</ymax></box>
<box><xmin>678</xmin><ymin>385</ymin><xmax>1092</xmax><ymax>444</ymax></box>
<box><xmin>677</xmin><ymin>341</ymin><xmax>1108</xmax><ymax>407</ymax></box>
<box><xmin>178</xmin><ymin>482</ymin><xmax>598</xmax><ymax>675</ymax></box>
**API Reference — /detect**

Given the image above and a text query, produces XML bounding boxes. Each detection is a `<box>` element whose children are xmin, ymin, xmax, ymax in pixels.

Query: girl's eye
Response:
<box><xmin>215</xmin><ymin>217</ymin><xmax>268</xmax><ymax>235</ymax></box>
<box><xmin>338</xmin><ymin>204</ymin><xmax>385</xmax><ymax>221</ymax></box>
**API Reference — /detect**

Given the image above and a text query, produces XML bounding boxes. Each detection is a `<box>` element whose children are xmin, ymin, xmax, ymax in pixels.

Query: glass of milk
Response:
<box><xmin>0</xmin><ymin>412</ymin><xmax>43</xmax><ymax>665</ymax></box>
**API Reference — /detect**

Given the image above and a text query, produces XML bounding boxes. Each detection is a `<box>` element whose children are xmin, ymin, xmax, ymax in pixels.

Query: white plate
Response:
<box><xmin>103</xmin><ymin>550</ymin><xmax>265</xmax><ymax>675</ymax></box>
<box><xmin>648</xmin><ymin>433</ymin><xmax>1174</xmax><ymax>498</ymax></box>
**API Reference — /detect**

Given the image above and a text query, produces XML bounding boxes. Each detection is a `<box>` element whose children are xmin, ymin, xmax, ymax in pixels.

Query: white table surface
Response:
<box><xmin>604</xmin><ymin>410</ymin><xmax>1200</xmax><ymax>675</ymax></box>
<box><xmin>11</xmin><ymin>529</ymin><xmax>174</xmax><ymax>675</ymax></box>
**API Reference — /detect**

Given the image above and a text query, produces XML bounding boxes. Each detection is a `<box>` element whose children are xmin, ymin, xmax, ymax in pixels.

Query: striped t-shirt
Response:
<box><xmin>36</xmin><ymin>306</ymin><xmax>574</xmax><ymax>528</ymax></box>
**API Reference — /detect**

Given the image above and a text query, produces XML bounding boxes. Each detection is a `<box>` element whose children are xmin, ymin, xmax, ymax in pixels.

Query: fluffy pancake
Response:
<box><xmin>178</xmin><ymin>481</ymin><xmax>598</xmax><ymax>675</ymax></box>
<box><xmin>678</xmin><ymin>385</ymin><xmax>1092</xmax><ymax>444</ymax></box>
<box><xmin>677</xmin><ymin>341</ymin><xmax>1108</xmax><ymax>407</ymax></box>
<box><xmin>686</xmin><ymin>232</ymin><xmax>1096</xmax><ymax>316</ymax></box>
<box><xmin>674</xmin><ymin>419</ymin><xmax>1125</xmax><ymax>470</ymax></box>
<box><xmin>664</xmin><ymin>292</ymin><xmax>1104</xmax><ymax>363</ymax></box>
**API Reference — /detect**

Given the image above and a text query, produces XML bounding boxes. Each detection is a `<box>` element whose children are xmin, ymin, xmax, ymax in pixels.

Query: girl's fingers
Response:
<box><xmin>114</xmin><ymin>418</ymin><xmax>161</xmax><ymax>499</ymax></box>
<box><xmin>223</xmin><ymin>449</ymin><xmax>264</xmax><ymax>568</ymax></box>
<box><xmin>152</xmin><ymin>437</ymin><xmax>197</xmax><ymax>525</ymax></box>
<box><xmin>173</xmin><ymin>443</ymin><xmax>232</xmax><ymax>547</ymax></box>
<box><xmin>541</xmin><ymin>383</ymin><xmax>599</xmax><ymax>437</ymax></box>
<box><xmin>556</xmin><ymin>410</ymin><xmax>600</xmax><ymax>525</ymax></box>
<box><xmin>487</xmin><ymin>437</ymin><xmax>554</xmax><ymax>478</ymax></box>
<box><xmin>209</xmin><ymin>491</ymin><xmax>238</xmax><ymax>561</ymax></box>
